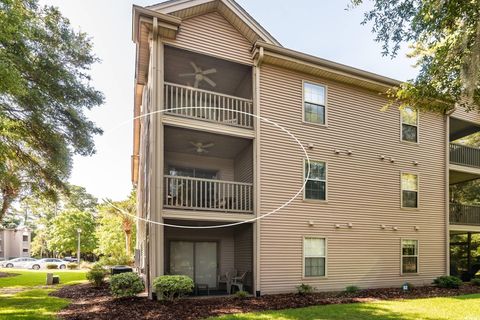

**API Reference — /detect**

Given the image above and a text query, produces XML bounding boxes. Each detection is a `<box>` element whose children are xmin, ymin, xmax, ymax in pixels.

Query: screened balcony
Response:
<box><xmin>164</xmin><ymin>46</ymin><xmax>253</xmax><ymax>129</ymax></box>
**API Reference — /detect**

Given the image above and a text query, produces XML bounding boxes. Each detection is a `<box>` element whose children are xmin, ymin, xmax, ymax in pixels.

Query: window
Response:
<box><xmin>401</xmin><ymin>240</ymin><xmax>418</xmax><ymax>274</ymax></box>
<box><xmin>401</xmin><ymin>107</ymin><xmax>418</xmax><ymax>143</ymax></box>
<box><xmin>401</xmin><ymin>173</ymin><xmax>418</xmax><ymax>208</ymax></box>
<box><xmin>304</xmin><ymin>160</ymin><xmax>326</xmax><ymax>200</ymax></box>
<box><xmin>304</xmin><ymin>237</ymin><xmax>326</xmax><ymax>277</ymax></box>
<box><xmin>22</xmin><ymin>235</ymin><xmax>28</xmax><ymax>242</ymax></box>
<box><xmin>22</xmin><ymin>249</ymin><xmax>28</xmax><ymax>253</ymax></box>
<box><xmin>304</xmin><ymin>82</ymin><xmax>326</xmax><ymax>125</ymax></box>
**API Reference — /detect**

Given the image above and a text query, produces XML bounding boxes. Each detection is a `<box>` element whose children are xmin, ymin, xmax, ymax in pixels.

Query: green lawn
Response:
<box><xmin>0</xmin><ymin>268</ymin><xmax>86</xmax><ymax>287</ymax></box>
<box><xmin>0</xmin><ymin>268</ymin><xmax>87</xmax><ymax>320</ymax></box>
<box><xmin>210</xmin><ymin>294</ymin><xmax>480</xmax><ymax>320</ymax></box>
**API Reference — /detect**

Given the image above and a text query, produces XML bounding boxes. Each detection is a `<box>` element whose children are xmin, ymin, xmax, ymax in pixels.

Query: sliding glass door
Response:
<box><xmin>169</xmin><ymin>241</ymin><xmax>218</xmax><ymax>288</ymax></box>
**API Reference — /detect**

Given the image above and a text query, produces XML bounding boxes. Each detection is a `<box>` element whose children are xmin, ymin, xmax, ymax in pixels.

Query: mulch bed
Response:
<box><xmin>52</xmin><ymin>283</ymin><xmax>480</xmax><ymax>320</ymax></box>
<box><xmin>0</xmin><ymin>272</ymin><xmax>19</xmax><ymax>278</ymax></box>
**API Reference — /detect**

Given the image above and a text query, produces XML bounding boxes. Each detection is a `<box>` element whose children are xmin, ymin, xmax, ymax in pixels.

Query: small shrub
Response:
<box><xmin>46</xmin><ymin>263</ymin><xmax>58</xmax><ymax>269</ymax></box>
<box><xmin>296</xmin><ymin>283</ymin><xmax>314</xmax><ymax>295</ymax></box>
<box><xmin>433</xmin><ymin>276</ymin><xmax>462</xmax><ymax>288</ymax></box>
<box><xmin>471</xmin><ymin>278</ymin><xmax>480</xmax><ymax>286</ymax></box>
<box><xmin>67</xmin><ymin>263</ymin><xmax>78</xmax><ymax>270</ymax></box>
<box><xmin>86</xmin><ymin>264</ymin><xmax>107</xmax><ymax>287</ymax></box>
<box><xmin>345</xmin><ymin>285</ymin><xmax>360</xmax><ymax>294</ymax></box>
<box><xmin>235</xmin><ymin>290</ymin><xmax>249</xmax><ymax>298</ymax></box>
<box><xmin>98</xmin><ymin>255</ymin><xmax>133</xmax><ymax>267</ymax></box>
<box><xmin>153</xmin><ymin>275</ymin><xmax>194</xmax><ymax>301</ymax></box>
<box><xmin>110</xmin><ymin>272</ymin><xmax>144</xmax><ymax>297</ymax></box>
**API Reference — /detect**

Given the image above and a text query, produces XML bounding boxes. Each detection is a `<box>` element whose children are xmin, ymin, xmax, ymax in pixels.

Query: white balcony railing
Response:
<box><xmin>164</xmin><ymin>82</ymin><xmax>254</xmax><ymax>129</ymax></box>
<box><xmin>164</xmin><ymin>175</ymin><xmax>253</xmax><ymax>214</ymax></box>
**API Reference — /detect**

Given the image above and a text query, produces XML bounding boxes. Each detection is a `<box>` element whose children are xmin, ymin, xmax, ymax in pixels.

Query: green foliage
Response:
<box><xmin>46</xmin><ymin>263</ymin><xmax>58</xmax><ymax>269</ymax></box>
<box><xmin>97</xmin><ymin>255</ymin><xmax>132</xmax><ymax>267</ymax></box>
<box><xmin>48</xmin><ymin>209</ymin><xmax>97</xmax><ymax>255</ymax></box>
<box><xmin>27</xmin><ymin>185</ymin><xmax>97</xmax><ymax>257</ymax></box>
<box><xmin>235</xmin><ymin>290</ymin><xmax>249</xmax><ymax>298</ymax></box>
<box><xmin>152</xmin><ymin>275</ymin><xmax>194</xmax><ymax>301</ymax></box>
<box><xmin>67</xmin><ymin>263</ymin><xmax>78</xmax><ymax>270</ymax></box>
<box><xmin>0</xmin><ymin>0</ymin><xmax>104</xmax><ymax>221</ymax></box>
<box><xmin>95</xmin><ymin>191</ymin><xmax>136</xmax><ymax>262</ymax></box>
<box><xmin>471</xmin><ymin>278</ymin><xmax>480</xmax><ymax>286</ymax></box>
<box><xmin>345</xmin><ymin>285</ymin><xmax>360</xmax><ymax>294</ymax></box>
<box><xmin>352</xmin><ymin>0</ymin><xmax>480</xmax><ymax>113</ymax></box>
<box><xmin>86</xmin><ymin>264</ymin><xmax>107</xmax><ymax>287</ymax></box>
<box><xmin>296</xmin><ymin>283</ymin><xmax>314</xmax><ymax>295</ymax></box>
<box><xmin>433</xmin><ymin>276</ymin><xmax>463</xmax><ymax>288</ymax></box>
<box><xmin>109</xmin><ymin>272</ymin><xmax>144</xmax><ymax>297</ymax></box>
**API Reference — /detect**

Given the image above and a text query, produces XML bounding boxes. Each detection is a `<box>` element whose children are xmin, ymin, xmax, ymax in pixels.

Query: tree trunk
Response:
<box><xmin>0</xmin><ymin>191</ymin><xmax>14</xmax><ymax>221</ymax></box>
<box><xmin>125</xmin><ymin>231</ymin><xmax>131</xmax><ymax>255</ymax></box>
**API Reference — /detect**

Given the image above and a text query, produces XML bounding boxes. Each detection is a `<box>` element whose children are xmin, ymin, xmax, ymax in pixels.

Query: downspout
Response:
<box><xmin>445</xmin><ymin>110</ymin><xmax>452</xmax><ymax>276</ymax></box>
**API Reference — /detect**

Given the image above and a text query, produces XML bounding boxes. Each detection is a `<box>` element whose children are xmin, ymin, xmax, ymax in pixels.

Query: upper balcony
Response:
<box><xmin>450</xmin><ymin>143</ymin><xmax>480</xmax><ymax>169</ymax></box>
<box><xmin>450</xmin><ymin>203</ymin><xmax>480</xmax><ymax>227</ymax></box>
<box><xmin>164</xmin><ymin>46</ymin><xmax>253</xmax><ymax>131</ymax></box>
<box><xmin>164</xmin><ymin>82</ymin><xmax>253</xmax><ymax>129</ymax></box>
<box><xmin>163</xmin><ymin>126</ymin><xmax>253</xmax><ymax>218</ymax></box>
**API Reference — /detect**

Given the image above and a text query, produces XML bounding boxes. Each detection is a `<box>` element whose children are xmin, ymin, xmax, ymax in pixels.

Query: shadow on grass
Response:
<box><xmin>0</xmin><ymin>289</ymin><xmax>69</xmax><ymax>320</ymax></box>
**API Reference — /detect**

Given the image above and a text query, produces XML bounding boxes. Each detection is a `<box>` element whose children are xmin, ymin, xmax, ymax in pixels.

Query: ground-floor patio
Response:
<box><xmin>164</xmin><ymin>220</ymin><xmax>254</xmax><ymax>295</ymax></box>
<box><xmin>450</xmin><ymin>231</ymin><xmax>480</xmax><ymax>281</ymax></box>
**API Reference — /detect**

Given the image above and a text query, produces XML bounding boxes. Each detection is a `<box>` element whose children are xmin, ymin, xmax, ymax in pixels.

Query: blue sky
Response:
<box><xmin>39</xmin><ymin>0</ymin><xmax>417</xmax><ymax>201</ymax></box>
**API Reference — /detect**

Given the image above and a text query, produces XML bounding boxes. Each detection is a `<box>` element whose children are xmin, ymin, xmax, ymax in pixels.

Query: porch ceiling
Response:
<box><xmin>165</xmin><ymin>46</ymin><xmax>252</xmax><ymax>98</ymax></box>
<box><xmin>450</xmin><ymin>117</ymin><xmax>480</xmax><ymax>141</ymax></box>
<box><xmin>164</xmin><ymin>126</ymin><xmax>251</xmax><ymax>158</ymax></box>
<box><xmin>450</xmin><ymin>169</ymin><xmax>480</xmax><ymax>185</ymax></box>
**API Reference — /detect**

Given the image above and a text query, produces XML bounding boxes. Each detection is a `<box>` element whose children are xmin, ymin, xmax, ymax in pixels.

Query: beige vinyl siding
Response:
<box><xmin>168</xmin><ymin>12</ymin><xmax>253</xmax><ymax>65</ymax></box>
<box><xmin>234</xmin><ymin>144</ymin><xmax>253</xmax><ymax>183</ymax></box>
<box><xmin>258</xmin><ymin>64</ymin><xmax>447</xmax><ymax>294</ymax></box>
<box><xmin>165</xmin><ymin>151</ymin><xmax>234</xmax><ymax>181</ymax></box>
<box><xmin>164</xmin><ymin>227</ymin><xmax>234</xmax><ymax>276</ymax></box>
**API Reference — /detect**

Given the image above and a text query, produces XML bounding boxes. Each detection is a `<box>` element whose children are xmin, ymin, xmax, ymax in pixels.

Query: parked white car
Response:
<box><xmin>1</xmin><ymin>257</ymin><xmax>37</xmax><ymax>268</ymax></box>
<box><xmin>25</xmin><ymin>258</ymin><xmax>67</xmax><ymax>270</ymax></box>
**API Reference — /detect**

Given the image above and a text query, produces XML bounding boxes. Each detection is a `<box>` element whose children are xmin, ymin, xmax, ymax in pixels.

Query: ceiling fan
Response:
<box><xmin>189</xmin><ymin>141</ymin><xmax>214</xmax><ymax>154</ymax></box>
<box><xmin>179</xmin><ymin>62</ymin><xmax>217</xmax><ymax>88</ymax></box>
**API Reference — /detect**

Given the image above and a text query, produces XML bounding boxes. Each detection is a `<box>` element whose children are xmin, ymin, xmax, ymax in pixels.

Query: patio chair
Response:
<box><xmin>231</xmin><ymin>271</ymin><xmax>247</xmax><ymax>293</ymax></box>
<box><xmin>218</xmin><ymin>270</ymin><xmax>234</xmax><ymax>294</ymax></box>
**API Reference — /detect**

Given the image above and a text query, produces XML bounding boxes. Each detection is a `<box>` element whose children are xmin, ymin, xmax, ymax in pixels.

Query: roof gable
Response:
<box><xmin>146</xmin><ymin>0</ymin><xmax>281</xmax><ymax>46</ymax></box>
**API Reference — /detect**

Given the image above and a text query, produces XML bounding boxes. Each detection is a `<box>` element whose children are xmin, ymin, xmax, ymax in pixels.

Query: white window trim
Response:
<box><xmin>303</xmin><ymin>159</ymin><xmax>328</xmax><ymax>202</ymax></box>
<box><xmin>400</xmin><ymin>238</ymin><xmax>419</xmax><ymax>275</ymax></box>
<box><xmin>400</xmin><ymin>171</ymin><xmax>420</xmax><ymax>210</ymax></box>
<box><xmin>302</xmin><ymin>235</ymin><xmax>328</xmax><ymax>279</ymax></box>
<box><xmin>400</xmin><ymin>107</ymin><xmax>420</xmax><ymax>144</ymax></box>
<box><xmin>302</xmin><ymin>80</ymin><xmax>328</xmax><ymax>127</ymax></box>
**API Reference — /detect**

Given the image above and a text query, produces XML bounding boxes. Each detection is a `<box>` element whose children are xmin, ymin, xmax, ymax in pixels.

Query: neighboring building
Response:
<box><xmin>0</xmin><ymin>227</ymin><xmax>31</xmax><ymax>260</ymax></box>
<box><xmin>131</xmin><ymin>0</ymin><xmax>480</xmax><ymax>297</ymax></box>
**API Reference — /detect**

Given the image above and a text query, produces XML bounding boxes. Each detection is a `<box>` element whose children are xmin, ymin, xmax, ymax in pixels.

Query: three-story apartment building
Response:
<box><xmin>131</xmin><ymin>0</ymin><xmax>480</xmax><ymax>297</ymax></box>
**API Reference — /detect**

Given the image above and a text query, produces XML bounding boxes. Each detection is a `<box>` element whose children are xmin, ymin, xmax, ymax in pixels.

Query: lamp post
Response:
<box><xmin>77</xmin><ymin>228</ymin><xmax>82</xmax><ymax>269</ymax></box>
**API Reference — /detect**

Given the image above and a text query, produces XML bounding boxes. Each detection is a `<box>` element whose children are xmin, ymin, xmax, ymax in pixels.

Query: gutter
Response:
<box><xmin>254</xmin><ymin>41</ymin><xmax>402</xmax><ymax>90</ymax></box>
